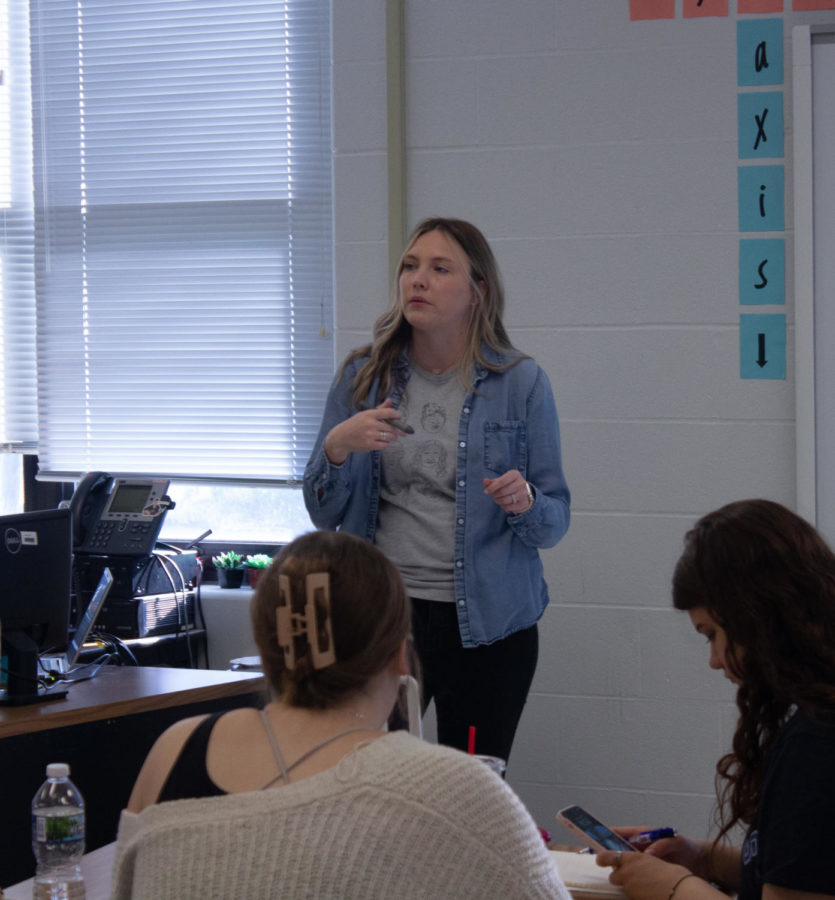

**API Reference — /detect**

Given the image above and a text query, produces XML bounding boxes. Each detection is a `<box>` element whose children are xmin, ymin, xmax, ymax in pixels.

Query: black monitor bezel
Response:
<box><xmin>1</xmin><ymin>507</ymin><xmax>73</xmax><ymax>651</ymax></box>
<box><xmin>1</xmin><ymin>507</ymin><xmax>72</xmax><ymax>705</ymax></box>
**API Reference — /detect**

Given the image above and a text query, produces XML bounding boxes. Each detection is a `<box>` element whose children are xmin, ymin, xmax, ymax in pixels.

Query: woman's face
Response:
<box><xmin>688</xmin><ymin>607</ymin><xmax>743</xmax><ymax>685</ymax></box>
<box><xmin>399</xmin><ymin>230</ymin><xmax>476</xmax><ymax>339</ymax></box>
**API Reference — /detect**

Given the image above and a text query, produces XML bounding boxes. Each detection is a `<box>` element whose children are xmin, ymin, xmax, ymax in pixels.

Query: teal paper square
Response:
<box><xmin>740</xmin><ymin>314</ymin><xmax>785</xmax><ymax>380</ymax></box>
<box><xmin>739</xmin><ymin>239</ymin><xmax>785</xmax><ymax>305</ymax></box>
<box><xmin>737</xmin><ymin>19</ymin><xmax>783</xmax><ymax>87</ymax></box>
<box><xmin>738</xmin><ymin>165</ymin><xmax>784</xmax><ymax>232</ymax></box>
<box><xmin>738</xmin><ymin>92</ymin><xmax>783</xmax><ymax>160</ymax></box>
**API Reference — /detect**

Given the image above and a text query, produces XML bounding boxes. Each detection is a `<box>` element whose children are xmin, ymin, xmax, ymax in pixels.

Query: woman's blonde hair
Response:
<box><xmin>345</xmin><ymin>217</ymin><xmax>518</xmax><ymax>408</ymax></box>
<box><xmin>251</xmin><ymin>531</ymin><xmax>411</xmax><ymax>708</ymax></box>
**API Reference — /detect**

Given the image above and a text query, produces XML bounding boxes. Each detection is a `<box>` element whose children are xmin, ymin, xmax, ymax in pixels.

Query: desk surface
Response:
<box><xmin>0</xmin><ymin>665</ymin><xmax>266</xmax><ymax>739</ymax></box>
<box><xmin>5</xmin><ymin>843</ymin><xmax>116</xmax><ymax>900</ymax></box>
<box><xmin>6</xmin><ymin>845</ymin><xmax>622</xmax><ymax>899</ymax></box>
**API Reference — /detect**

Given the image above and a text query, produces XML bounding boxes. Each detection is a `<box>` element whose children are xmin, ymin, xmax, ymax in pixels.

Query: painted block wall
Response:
<box><xmin>332</xmin><ymin>0</ymin><xmax>835</xmax><ymax>839</ymax></box>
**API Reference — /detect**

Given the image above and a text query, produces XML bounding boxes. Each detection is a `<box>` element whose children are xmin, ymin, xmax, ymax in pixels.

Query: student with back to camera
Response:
<box><xmin>596</xmin><ymin>499</ymin><xmax>835</xmax><ymax>900</ymax></box>
<box><xmin>303</xmin><ymin>217</ymin><xmax>570</xmax><ymax>764</ymax></box>
<box><xmin>111</xmin><ymin>530</ymin><xmax>570</xmax><ymax>900</ymax></box>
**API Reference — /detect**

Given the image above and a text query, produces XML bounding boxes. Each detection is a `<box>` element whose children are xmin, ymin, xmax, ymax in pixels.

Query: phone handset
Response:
<box><xmin>69</xmin><ymin>471</ymin><xmax>113</xmax><ymax>549</ymax></box>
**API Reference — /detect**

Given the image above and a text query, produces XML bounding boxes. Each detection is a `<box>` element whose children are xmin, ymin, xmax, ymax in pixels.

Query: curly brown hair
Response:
<box><xmin>672</xmin><ymin>499</ymin><xmax>835</xmax><ymax>841</ymax></box>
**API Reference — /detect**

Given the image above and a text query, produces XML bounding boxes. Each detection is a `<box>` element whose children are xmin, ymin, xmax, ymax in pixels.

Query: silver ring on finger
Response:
<box><xmin>613</xmin><ymin>851</ymin><xmax>622</xmax><ymax>869</ymax></box>
<box><xmin>379</xmin><ymin>431</ymin><xmax>386</xmax><ymax>441</ymax></box>
<box><xmin>511</xmin><ymin>494</ymin><xmax>517</xmax><ymax>505</ymax></box>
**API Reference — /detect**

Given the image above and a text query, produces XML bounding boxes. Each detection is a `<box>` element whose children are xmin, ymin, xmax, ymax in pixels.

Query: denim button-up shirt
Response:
<box><xmin>303</xmin><ymin>346</ymin><xmax>570</xmax><ymax>647</ymax></box>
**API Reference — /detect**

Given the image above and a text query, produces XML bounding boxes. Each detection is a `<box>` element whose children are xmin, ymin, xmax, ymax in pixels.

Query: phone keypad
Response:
<box><xmin>87</xmin><ymin>520</ymin><xmax>154</xmax><ymax>552</ymax></box>
<box><xmin>87</xmin><ymin>521</ymin><xmax>116</xmax><ymax>550</ymax></box>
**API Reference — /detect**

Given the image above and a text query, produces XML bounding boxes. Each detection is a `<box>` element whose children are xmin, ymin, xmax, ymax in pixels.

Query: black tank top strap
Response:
<box><xmin>156</xmin><ymin>710</ymin><xmax>227</xmax><ymax>803</ymax></box>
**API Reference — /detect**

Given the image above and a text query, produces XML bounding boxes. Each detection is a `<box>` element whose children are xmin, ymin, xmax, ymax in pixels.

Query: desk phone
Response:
<box><xmin>71</xmin><ymin>472</ymin><xmax>172</xmax><ymax>556</ymax></box>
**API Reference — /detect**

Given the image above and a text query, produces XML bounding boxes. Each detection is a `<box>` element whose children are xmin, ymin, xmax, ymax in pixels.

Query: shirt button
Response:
<box><xmin>458</xmin><ymin>518</ymin><xmax>464</xmax><ymax>525</ymax></box>
<box><xmin>458</xmin><ymin>480</ymin><xmax>465</xmax><ymax>487</ymax></box>
<box><xmin>456</xmin><ymin>560</ymin><xmax>462</xmax><ymax>568</ymax></box>
<box><xmin>459</xmin><ymin>441</ymin><xmax>466</xmax><ymax>448</ymax></box>
<box><xmin>458</xmin><ymin>599</ymin><xmax>465</xmax><ymax>606</ymax></box>
<box><xmin>463</xmin><ymin>407</ymin><xmax>470</xmax><ymax>414</ymax></box>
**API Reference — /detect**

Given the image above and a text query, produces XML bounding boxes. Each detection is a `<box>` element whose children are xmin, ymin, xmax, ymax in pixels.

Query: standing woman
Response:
<box><xmin>597</xmin><ymin>499</ymin><xmax>835</xmax><ymax>900</ymax></box>
<box><xmin>304</xmin><ymin>217</ymin><xmax>570</xmax><ymax>763</ymax></box>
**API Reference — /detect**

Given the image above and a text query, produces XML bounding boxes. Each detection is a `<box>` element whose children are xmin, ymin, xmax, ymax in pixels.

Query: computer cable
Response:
<box><xmin>95</xmin><ymin>632</ymin><xmax>139</xmax><ymax>666</ymax></box>
<box><xmin>61</xmin><ymin>652</ymin><xmax>118</xmax><ymax>683</ymax></box>
<box><xmin>153</xmin><ymin>551</ymin><xmax>194</xmax><ymax>667</ymax></box>
<box><xmin>3</xmin><ymin>660</ymin><xmax>54</xmax><ymax>694</ymax></box>
<box><xmin>44</xmin><ymin>648</ymin><xmax>118</xmax><ymax>683</ymax></box>
<box><xmin>182</xmin><ymin>529</ymin><xmax>212</xmax><ymax>660</ymax></box>
<box><xmin>192</xmin><ymin>556</ymin><xmax>210</xmax><ymax>668</ymax></box>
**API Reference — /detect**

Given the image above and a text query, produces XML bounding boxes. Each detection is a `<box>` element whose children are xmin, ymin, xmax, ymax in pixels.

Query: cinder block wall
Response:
<box><xmin>331</xmin><ymin>0</ymin><xmax>834</xmax><ymax>837</ymax></box>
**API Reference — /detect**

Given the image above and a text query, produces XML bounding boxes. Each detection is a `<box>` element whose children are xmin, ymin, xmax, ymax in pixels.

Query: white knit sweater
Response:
<box><xmin>111</xmin><ymin>730</ymin><xmax>570</xmax><ymax>899</ymax></box>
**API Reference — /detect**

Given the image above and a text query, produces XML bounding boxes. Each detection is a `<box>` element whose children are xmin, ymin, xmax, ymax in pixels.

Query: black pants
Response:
<box><xmin>411</xmin><ymin>597</ymin><xmax>538</xmax><ymax>764</ymax></box>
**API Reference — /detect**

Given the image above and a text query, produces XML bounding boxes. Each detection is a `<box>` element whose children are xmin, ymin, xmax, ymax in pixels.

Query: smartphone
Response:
<box><xmin>556</xmin><ymin>805</ymin><xmax>634</xmax><ymax>853</ymax></box>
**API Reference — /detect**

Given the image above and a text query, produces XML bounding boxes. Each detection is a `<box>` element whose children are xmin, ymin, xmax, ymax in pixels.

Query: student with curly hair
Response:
<box><xmin>597</xmin><ymin>499</ymin><xmax>835</xmax><ymax>900</ymax></box>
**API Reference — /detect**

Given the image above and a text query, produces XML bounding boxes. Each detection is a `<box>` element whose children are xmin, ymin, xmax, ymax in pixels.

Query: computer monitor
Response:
<box><xmin>0</xmin><ymin>507</ymin><xmax>73</xmax><ymax>706</ymax></box>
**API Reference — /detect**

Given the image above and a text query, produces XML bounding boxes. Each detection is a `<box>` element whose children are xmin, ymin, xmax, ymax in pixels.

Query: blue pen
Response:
<box><xmin>629</xmin><ymin>828</ymin><xmax>677</xmax><ymax>846</ymax></box>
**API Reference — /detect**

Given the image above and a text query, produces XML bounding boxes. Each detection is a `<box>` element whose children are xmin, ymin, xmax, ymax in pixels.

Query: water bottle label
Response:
<box><xmin>33</xmin><ymin>813</ymin><xmax>84</xmax><ymax>844</ymax></box>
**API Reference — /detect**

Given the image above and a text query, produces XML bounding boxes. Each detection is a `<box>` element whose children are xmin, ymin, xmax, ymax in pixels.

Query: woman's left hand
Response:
<box><xmin>483</xmin><ymin>470</ymin><xmax>533</xmax><ymax>514</ymax></box>
<box><xmin>596</xmin><ymin>850</ymin><xmax>695</xmax><ymax>900</ymax></box>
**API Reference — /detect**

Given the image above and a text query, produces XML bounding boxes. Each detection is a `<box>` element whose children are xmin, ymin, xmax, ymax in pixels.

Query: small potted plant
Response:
<box><xmin>213</xmin><ymin>551</ymin><xmax>245</xmax><ymax>589</ymax></box>
<box><xmin>244</xmin><ymin>553</ymin><xmax>272</xmax><ymax>589</ymax></box>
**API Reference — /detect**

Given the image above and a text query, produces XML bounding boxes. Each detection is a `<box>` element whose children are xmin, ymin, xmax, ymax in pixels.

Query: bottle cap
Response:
<box><xmin>46</xmin><ymin>763</ymin><xmax>70</xmax><ymax>778</ymax></box>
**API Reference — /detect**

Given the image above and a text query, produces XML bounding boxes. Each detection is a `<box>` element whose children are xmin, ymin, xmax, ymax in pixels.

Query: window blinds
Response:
<box><xmin>0</xmin><ymin>0</ymin><xmax>37</xmax><ymax>451</ymax></box>
<box><xmin>29</xmin><ymin>0</ymin><xmax>333</xmax><ymax>484</ymax></box>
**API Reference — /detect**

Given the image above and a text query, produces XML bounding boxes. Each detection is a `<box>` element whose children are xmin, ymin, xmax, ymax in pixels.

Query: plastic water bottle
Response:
<box><xmin>31</xmin><ymin>763</ymin><xmax>86</xmax><ymax>900</ymax></box>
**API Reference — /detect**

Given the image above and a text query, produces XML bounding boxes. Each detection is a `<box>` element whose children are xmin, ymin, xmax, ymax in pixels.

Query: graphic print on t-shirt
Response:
<box><xmin>382</xmin><ymin>440</ymin><xmax>411</xmax><ymax>495</ymax></box>
<box><xmin>420</xmin><ymin>401</ymin><xmax>446</xmax><ymax>434</ymax></box>
<box><xmin>375</xmin><ymin>367</ymin><xmax>466</xmax><ymax>602</ymax></box>
<box><xmin>742</xmin><ymin>830</ymin><xmax>758</xmax><ymax>867</ymax></box>
<box><xmin>381</xmin><ymin>400</ymin><xmax>453</xmax><ymax>500</ymax></box>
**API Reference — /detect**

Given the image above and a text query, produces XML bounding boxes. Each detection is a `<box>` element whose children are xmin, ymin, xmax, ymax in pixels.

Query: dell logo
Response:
<box><xmin>4</xmin><ymin>527</ymin><xmax>22</xmax><ymax>554</ymax></box>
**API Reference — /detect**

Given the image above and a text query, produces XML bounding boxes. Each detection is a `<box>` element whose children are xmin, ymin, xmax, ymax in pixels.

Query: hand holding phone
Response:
<box><xmin>556</xmin><ymin>805</ymin><xmax>634</xmax><ymax>853</ymax></box>
<box><xmin>628</xmin><ymin>827</ymin><xmax>677</xmax><ymax>849</ymax></box>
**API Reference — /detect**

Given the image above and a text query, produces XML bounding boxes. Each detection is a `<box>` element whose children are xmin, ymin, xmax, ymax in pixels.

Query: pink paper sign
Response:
<box><xmin>629</xmin><ymin>0</ymin><xmax>675</xmax><ymax>20</ymax></box>
<box><xmin>684</xmin><ymin>0</ymin><xmax>729</xmax><ymax>15</ymax></box>
<box><xmin>793</xmin><ymin>0</ymin><xmax>835</xmax><ymax>9</ymax></box>
<box><xmin>738</xmin><ymin>0</ymin><xmax>784</xmax><ymax>11</ymax></box>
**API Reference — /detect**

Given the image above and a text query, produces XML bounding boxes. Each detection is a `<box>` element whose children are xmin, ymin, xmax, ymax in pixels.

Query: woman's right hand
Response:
<box><xmin>642</xmin><ymin>835</ymin><xmax>708</xmax><ymax>872</ymax></box>
<box><xmin>613</xmin><ymin>827</ymin><xmax>712</xmax><ymax>878</ymax></box>
<box><xmin>596</xmin><ymin>851</ymin><xmax>694</xmax><ymax>900</ymax></box>
<box><xmin>323</xmin><ymin>397</ymin><xmax>404</xmax><ymax>465</ymax></box>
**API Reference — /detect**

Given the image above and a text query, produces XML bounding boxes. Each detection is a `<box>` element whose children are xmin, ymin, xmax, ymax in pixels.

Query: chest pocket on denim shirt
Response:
<box><xmin>483</xmin><ymin>421</ymin><xmax>526</xmax><ymax>476</ymax></box>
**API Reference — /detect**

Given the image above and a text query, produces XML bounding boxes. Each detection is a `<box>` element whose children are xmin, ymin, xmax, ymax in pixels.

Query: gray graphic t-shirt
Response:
<box><xmin>376</xmin><ymin>365</ymin><xmax>466</xmax><ymax>602</ymax></box>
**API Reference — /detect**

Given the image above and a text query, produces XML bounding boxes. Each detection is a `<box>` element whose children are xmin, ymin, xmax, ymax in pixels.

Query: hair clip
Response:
<box><xmin>276</xmin><ymin>572</ymin><xmax>337</xmax><ymax>671</ymax></box>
